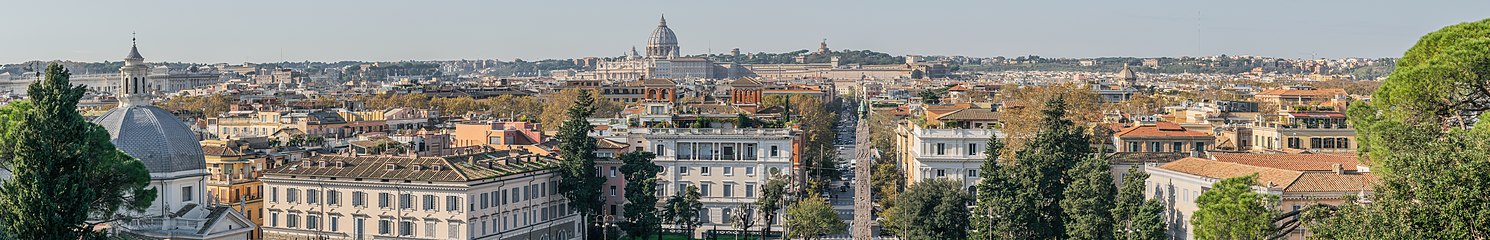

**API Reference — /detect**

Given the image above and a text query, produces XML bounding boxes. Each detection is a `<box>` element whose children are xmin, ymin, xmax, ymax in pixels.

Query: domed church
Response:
<box><xmin>588</xmin><ymin>15</ymin><xmax>715</xmax><ymax>80</ymax></box>
<box><xmin>95</xmin><ymin>39</ymin><xmax>255</xmax><ymax>240</ymax></box>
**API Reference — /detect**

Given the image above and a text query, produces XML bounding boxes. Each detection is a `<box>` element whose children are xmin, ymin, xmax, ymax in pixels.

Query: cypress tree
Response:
<box><xmin>556</xmin><ymin>89</ymin><xmax>604</xmax><ymax>232</ymax></box>
<box><xmin>970</xmin><ymin>135</ymin><xmax>1017</xmax><ymax>240</ymax></box>
<box><xmin>0</xmin><ymin>63</ymin><xmax>154</xmax><ymax>239</ymax></box>
<box><xmin>1114</xmin><ymin>168</ymin><xmax>1166</xmax><ymax>240</ymax></box>
<box><xmin>1008</xmin><ymin>97</ymin><xmax>1091</xmax><ymax>238</ymax></box>
<box><xmin>618</xmin><ymin>151</ymin><xmax>662</xmax><ymax>239</ymax></box>
<box><xmin>1060</xmin><ymin>156</ymin><xmax>1116</xmax><ymax>240</ymax></box>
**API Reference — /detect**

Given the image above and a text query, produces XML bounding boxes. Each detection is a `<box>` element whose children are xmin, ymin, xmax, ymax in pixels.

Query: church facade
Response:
<box><xmin>573</xmin><ymin>15</ymin><xmax>919</xmax><ymax>82</ymax></box>
<box><xmin>587</xmin><ymin>16</ymin><xmax>716</xmax><ymax>80</ymax></box>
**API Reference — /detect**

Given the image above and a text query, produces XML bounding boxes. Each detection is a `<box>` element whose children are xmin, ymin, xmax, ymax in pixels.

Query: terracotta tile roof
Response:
<box><xmin>728</xmin><ymin>78</ymin><xmax>763</xmax><ymax>86</ymax></box>
<box><xmin>202</xmin><ymin>145</ymin><xmax>240</xmax><ymax>156</ymax></box>
<box><xmin>265</xmin><ymin>151</ymin><xmax>558</xmax><ymax>182</ymax></box>
<box><xmin>935</xmin><ymin>109</ymin><xmax>1000</xmax><ymax>121</ymax></box>
<box><xmin>1159</xmin><ymin>156</ymin><xmax>1375</xmax><ymax>193</ymax></box>
<box><xmin>925</xmin><ymin>108</ymin><xmax>960</xmax><ymax>116</ymax></box>
<box><xmin>1159</xmin><ymin>157</ymin><xmax>1303</xmax><ymax>190</ymax></box>
<box><xmin>596</xmin><ymin>138</ymin><xmax>628</xmax><ymax>149</ymax></box>
<box><xmin>890</xmin><ymin>107</ymin><xmax>910</xmax><ymax>117</ymax></box>
<box><xmin>1210</xmin><ymin>153</ymin><xmax>1361</xmax><ymax>171</ymax></box>
<box><xmin>1286</xmin><ymin>172</ymin><xmax>1375</xmax><ymax>192</ymax></box>
<box><xmin>641</xmin><ymin>79</ymin><xmax>677</xmax><ymax>86</ymax></box>
<box><xmin>1255</xmin><ymin>88</ymin><xmax>1347</xmax><ymax>97</ymax></box>
<box><xmin>947</xmin><ymin>85</ymin><xmax>969</xmax><ymax>91</ymax></box>
<box><xmin>1115</xmin><ymin>122</ymin><xmax>1212</xmax><ymax>138</ymax></box>
<box><xmin>927</xmin><ymin>103</ymin><xmax>973</xmax><ymax>109</ymax></box>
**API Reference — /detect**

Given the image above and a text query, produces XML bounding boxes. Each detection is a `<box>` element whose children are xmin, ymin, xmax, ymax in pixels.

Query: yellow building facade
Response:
<box><xmin>203</xmin><ymin>139</ymin><xmax>280</xmax><ymax>239</ymax></box>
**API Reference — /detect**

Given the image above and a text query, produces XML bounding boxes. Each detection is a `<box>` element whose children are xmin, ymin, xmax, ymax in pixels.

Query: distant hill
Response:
<box><xmin>692</xmin><ymin>49</ymin><xmax>904</xmax><ymax>65</ymax></box>
<box><xmin>956</xmin><ymin>56</ymin><xmax>1397</xmax><ymax>80</ymax></box>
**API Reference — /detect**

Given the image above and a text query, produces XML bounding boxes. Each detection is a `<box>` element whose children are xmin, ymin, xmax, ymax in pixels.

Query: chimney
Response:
<box><xmin>1332</xmin><ymin>163</ymin><xmax>1345</xmax><ymax>174</ymax></box>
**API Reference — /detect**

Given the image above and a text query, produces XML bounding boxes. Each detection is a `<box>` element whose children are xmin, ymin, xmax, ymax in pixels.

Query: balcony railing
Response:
<box><xmin>912</xmin><ymin>127</ymin><xmax>999</xmax><ymax>138</ymax></box>
<box><xmin>643</xmin><ymin>128</ymin><xmax>792</xmax><ymax>136</ymax></box>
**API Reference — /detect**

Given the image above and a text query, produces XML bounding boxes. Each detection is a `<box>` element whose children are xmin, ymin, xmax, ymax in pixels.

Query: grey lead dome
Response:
<box><xmin>646</xmin><ymin>15</ymin><xmax>680</xmax><ymax>58</ymax></box>
<box><xmin>648</xmin><ymin>17</ymin><xmax>678</xmax><ymax>47</ymax></box>
<box><xmin>93</xmin><ymin>104</ymin><xmax>206</xmax><ymax>174</ymax></box>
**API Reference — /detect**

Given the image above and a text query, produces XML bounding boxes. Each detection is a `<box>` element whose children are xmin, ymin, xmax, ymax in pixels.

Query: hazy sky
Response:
<box><xmin>2</xmin><ymin>0</ymin><xmax>1486</xmax><ymax>63</ymax></box>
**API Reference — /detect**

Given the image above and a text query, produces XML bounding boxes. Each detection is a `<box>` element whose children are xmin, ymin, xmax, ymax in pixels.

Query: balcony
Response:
<box><xmin>206</xmin><ymin>173</ymin><xmax>262</xmax><ymax>185</ymax></box>
<box><xmin>217</xmin><ymin>194</ymin><xmax>263</xmax><ymax>205</ymax></box>
<box><xmin>911</xmin><ymin>127</ymin><xmax>999</xmax><ymax>139</ymax></box>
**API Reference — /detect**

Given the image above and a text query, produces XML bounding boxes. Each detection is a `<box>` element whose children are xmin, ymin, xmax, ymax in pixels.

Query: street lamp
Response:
<box><xmin>601</xmin><ymin>215</ymin><xmax>617</xmax><ymax>240</ymax></box>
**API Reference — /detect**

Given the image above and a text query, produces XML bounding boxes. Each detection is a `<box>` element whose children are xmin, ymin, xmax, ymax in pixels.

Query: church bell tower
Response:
<box><xmin>119</xmin><ymin>35</ymin><xmax>152</xmax><ymax>106</ymax></box>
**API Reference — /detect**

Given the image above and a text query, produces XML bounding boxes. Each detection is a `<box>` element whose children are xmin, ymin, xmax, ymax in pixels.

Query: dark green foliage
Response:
<box><xmin>1130</xmin><ymin>201</ymin><xmax>1166</xmax><ymax>240</ymax></box>
<box><xmin>916</xmin><ymin>86</ymin><xmax>949</xmax><ymax>105</ymax></box>
<box><xmin>618</xmin><ymin>151</ymin><xmax>662</xmax><ymax>239</ymax></box>
<box><xmin>884</xmin><ymin>179</ymin><xmax>971</xmax><ymax>240</ymax></box>
<box><xmin>970</xmin><ymin>97</ymin><xmax>1102</xmax><ymax>240</ymax></box>
<box><xmin>1370</xmin><ymin>18</ymin><xmax>1490</xmax><ymax>128</ymax></box>
<box><xmin>662</xmin><ymin>185</ymin><xmax>703</xmax><ymax>239</ymax></box>
<box><xmin>735</xmin><ymin>113</ymin><xmax>753</xmax><ymax>128</ymax></box>
<box><xmin>0</xmin><ymin>63</ymin><xmax>155</xmax><ymax>239</ymax></box>
<box><xmin>556</xmin><ymin>89</ymin><xmax>605</xmax><ymax>224</ymax></box>
<box><xmin>1061</xmin><ymin>156</ymin><xmax>1116</xmax><ymax>240</ymax></box>
<box><xmin>1305</xmin><ymin>18</ymin><xmax>1490</xmax><ymax>239</ymax></box>
<box><xmin>970</xmin><ymin>135</ymin><xmax>1009</xmax><ymax>240</ymax></box>
<box><xmin>1113</xmin><ymin>169</ymin><xmax>1166</xmax><ymax>240</ymax></box>
<box><xmin>1009</xmin><ymin>98</ymin><xmax>1092</xmax><ymax>238</ymax></box>
<box><xmin>1191</xmin><ymin>174</ymin><xmax>1277</xmax><ymax>240</ymax></box>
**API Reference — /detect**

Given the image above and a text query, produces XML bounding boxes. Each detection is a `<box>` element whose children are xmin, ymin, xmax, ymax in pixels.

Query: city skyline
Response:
<box><xmin>1</xmin><ymin>0</ymin><xmax>1487</xmax><ymax>63</ymax></box>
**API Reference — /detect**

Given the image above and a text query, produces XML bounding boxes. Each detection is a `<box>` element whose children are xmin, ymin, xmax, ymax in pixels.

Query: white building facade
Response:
<box><xmin>260</xmin><ymin>151</ymin><xmax>580</xmax><ymax>240</ymax></box>
<box><xmin>633</xmin><ymin>128</ymin><xmax>796</xmax><ymax>235</ymax></box>
<box><xmin>895</xmin><ymin>124</ymin><xmax>1002</xmax><ymax>192</ymax></box>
